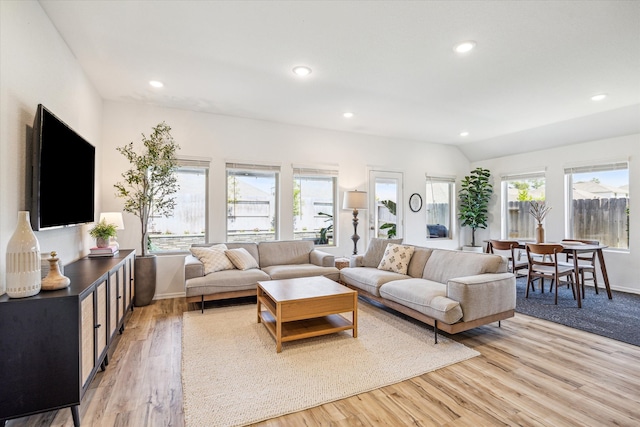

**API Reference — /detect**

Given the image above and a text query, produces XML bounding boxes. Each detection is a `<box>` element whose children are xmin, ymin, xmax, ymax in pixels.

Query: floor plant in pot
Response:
<box><xmin>114</xmin><ymin>122</ymin><xmax>180</xmax><ymax>306</ymax></box>
<box><xmin>458</xmin><ymin>167</ymin><xmax>493</xmax><ymax>251</ymax></box>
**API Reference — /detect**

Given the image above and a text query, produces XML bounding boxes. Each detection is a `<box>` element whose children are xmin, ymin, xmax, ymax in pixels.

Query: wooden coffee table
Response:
<box><xmin>257</xmin><ymin>276</ymin><xmax>358</xmax><ymax>353</ymax></box>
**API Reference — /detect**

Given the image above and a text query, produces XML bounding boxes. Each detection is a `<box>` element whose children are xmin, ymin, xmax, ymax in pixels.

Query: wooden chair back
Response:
<box><xmin>490</xmin><ymin>240</ymin><xmax>527</xmax><ymax>276</ymax></box>
<box><xmin>526</xmin><ymin>243</ymin><xmax>564</xmax><ymax>268</ymax></box>
<box><xmin>489</xmin><ymin>240</ymin><xmax>519</xmax><ymax>252</ymax></box>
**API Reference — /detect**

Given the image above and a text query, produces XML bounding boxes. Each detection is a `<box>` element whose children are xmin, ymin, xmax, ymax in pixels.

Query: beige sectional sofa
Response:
<box><xmin>184</xmin><ymin>240</ymin><xmax>339</xmax><ymax>311</ymax></box>
<box><xmin>340</xmin><ymin>238</ymin><xmax>516</xmax><ymax>342</ymax></box>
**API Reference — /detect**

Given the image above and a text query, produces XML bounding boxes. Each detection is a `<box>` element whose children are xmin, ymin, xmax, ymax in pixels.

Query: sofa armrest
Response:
<box><xmin>310</xmin><ymin>249</ymin><xmax>335</xmax><ymax>267</ymax></box>
<box><xmin>446</xmin><ymin>273</ymin><xmax>516</xmax><ymax>322</ymax></box>
<box><xmin>185</xmin><ymin>254</ymin><xmax>205</xmax><ymax>281</ymax></box>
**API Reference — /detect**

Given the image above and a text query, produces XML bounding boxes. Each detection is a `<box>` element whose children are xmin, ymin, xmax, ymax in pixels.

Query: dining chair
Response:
<box><xmin>561</xmin><ymin>239</ymin><xmax>599</xmax><ymax>296</ymax></box>
<box><xmin>525</xmin><ymin>243</ymin><xmax>576</xmax><ymax>304</ymax></box>
<box><xmin>489</xmin><ymin>240</ymin><xmax>528</xmax><ymax>278</ymax></box>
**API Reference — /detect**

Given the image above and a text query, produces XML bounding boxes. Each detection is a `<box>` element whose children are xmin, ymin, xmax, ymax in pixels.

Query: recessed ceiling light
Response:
<box><xmin>292</xmin><ymin>66</ymin><xmax>312</xmax><ymax>77</ymax></box>
<box><xmin>591</xmin><ymin>93</ymin><xmax>607</xmax><ymax>101</ymax></box>
<box><xmin>149</xmin><ymin>80</ymin><xmax>164</xmax><ymax>88</ymax></box>
<box><xmin>343</xmin><ymin>112</ymin><xmax>354</xmax><ymax>118</ymax></box>
<box><xmin>460</xmin><ymin>131</ymin><xmax>470</xmax><ymax>137</ymax></box>
<box><xmin>454</xmin><ymin>41</ymin><xmax>476</xmax><ymax>54</ymax></box>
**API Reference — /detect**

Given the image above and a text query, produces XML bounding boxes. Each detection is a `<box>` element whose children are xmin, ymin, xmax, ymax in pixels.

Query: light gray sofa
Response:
<box><xmin>340</xmin><ymin>238</ymin><xmax>516</xmax><ymax>342</ymax></box>
<box><xmin>184</xmin><ymin>240</ymin><xmax>339</xmax><ymax>311</ymax></box>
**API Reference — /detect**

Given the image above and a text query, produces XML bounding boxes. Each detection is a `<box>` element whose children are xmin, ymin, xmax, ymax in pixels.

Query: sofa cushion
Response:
<box><xmin>185</xmin><ymin>268</ymin><xmax>270</xmax><ymax>298</ymax></box>
<box><xmin>423</xmin><ymin>249</ymin><xmax>507</xmax><ymax>283</ymax></box>
<box><xmin>379</xmin><ymin>278</ymin><xmax>463</xmax><ymax>325</ymax></box>
<box><xmin>225</xmin><ymin>248</ymin><xmax>259</xmax><ymax>270</ymax></box>
<box><xmin>407</xmin><ymin>246</ymin><xmax>433</xmax><ymax>278</ymax></box>
<box><xmin>340</xmin><ymin>266</ymin><xmax>408</xmax><ymax>296</ymax></box>
<box><xmin>190</xmin><ymin>244</ymin><xmax>235</xmax><ymax>274</ymax></box>
<box><xmin>377</xmin><ymin>243</ymin><xmax>415</xmax><ymax>275</ymax></box>
<box><xmin>261</xmin><ymin>264</ymin><xmax>340</xmax><ymax>281</ymax></box>
<box><xmin>362</xmin><ymin>237</ymin><xmax>403</xmax><ymax>268</ymax></box>
<box><xmin>258</xmin><ymin>240</ymin><xmax>313</xmax><ymax>267</ymax></box>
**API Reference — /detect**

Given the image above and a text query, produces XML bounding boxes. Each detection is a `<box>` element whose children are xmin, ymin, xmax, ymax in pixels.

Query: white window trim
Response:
<box><xmin>500</xmin><ymin>171</ymin><xmax>546</xmax><ymax>239</ymax></box>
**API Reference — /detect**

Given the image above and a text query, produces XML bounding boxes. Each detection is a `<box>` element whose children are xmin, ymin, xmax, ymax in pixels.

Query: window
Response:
<box><xmin>426</xmin><ymin>176</ymin><xmax>454</xmax><ymax>239</ymax></box>
<box><xmin>565</xmin><ymin>162</ymin><xmax>629</xmax><ymax>249</ymax></box>
<box><xmin>227</xmin><ymin>163</ymin><xmax>280</xmax><ymax>242</ymax></box>
<box><xmin>293</xmin><ymin>167</ymin><xmax>338</xmax><ymax>245</ymax></box>
<box><xmin>149</xmin><ymin>158</ymin><xmax>209</xmax><ymax>252</ymax></box>
<box><xmin>501</xmin><ymin>172</ymin><xmax>546</xmax><ymax>240</ymax></box>
<box><xmin>370</xmin><ymin>170</ymin><xmax>403</xmax><ymax>239</ymax></box>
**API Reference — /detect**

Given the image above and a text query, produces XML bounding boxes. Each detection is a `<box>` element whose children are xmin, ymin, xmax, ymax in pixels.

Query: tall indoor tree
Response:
<box><xmin>114</xmin><ymin>121</ymin><xmax>180</xmax><ymax>305</ymax></box>
<box><xmin>458</xmin><ymin>167</ymin><xmax>493</xmax><ymax>248</ymax></box>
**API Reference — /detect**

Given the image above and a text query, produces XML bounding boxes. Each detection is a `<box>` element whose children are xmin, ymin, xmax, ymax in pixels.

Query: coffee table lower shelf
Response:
<box><xmin>258</xmin><ymin>308</ymin><xmax>354</xmax><ymax>344</ymax></box>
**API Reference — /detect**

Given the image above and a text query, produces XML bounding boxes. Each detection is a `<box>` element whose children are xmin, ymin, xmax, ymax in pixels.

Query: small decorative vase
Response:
<box><xmin>41</xmin><ymin>251</ymin><xmax>71</xmax><ymax>291</ymax></box>
<box><xmin>536</xmin><ymin>224</ymin><xmax>545</xmax><ymax>243</ymax></box>
<box><xmin>96</xmin><ymin>237</ymin><xmax>109</xmax><ymax>248</ymax></box>
<box><xmin>6</xmin><ymin>211</ymin><xmax>41</xmax><ymax>298</ymax></box>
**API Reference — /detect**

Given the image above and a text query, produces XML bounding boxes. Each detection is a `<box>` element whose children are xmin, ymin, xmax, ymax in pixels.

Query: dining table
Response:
<box><xmin>485</xmin><ymin>240</ymin><xmax>612</xmax><ymax>308</ymax></box>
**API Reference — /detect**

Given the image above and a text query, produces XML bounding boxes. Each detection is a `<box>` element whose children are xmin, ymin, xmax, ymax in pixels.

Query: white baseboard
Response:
<box><xmin>154</xmin><ymin>291</ymin><xmax>186</xmax><ymax>300</ymax></box>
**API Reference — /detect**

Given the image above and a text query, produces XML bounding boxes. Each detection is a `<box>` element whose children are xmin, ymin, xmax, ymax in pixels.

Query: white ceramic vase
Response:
<box><xmin>6</xmin><ymin>211</ymin><xmax>41</xmax><ymax>298</ymax></box>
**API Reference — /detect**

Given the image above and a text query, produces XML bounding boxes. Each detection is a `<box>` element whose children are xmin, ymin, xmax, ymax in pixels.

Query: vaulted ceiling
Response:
<box><xmin>39</xmin><ymin>0</ymin><xmax>640</xmax><ymax>161</ymax></box>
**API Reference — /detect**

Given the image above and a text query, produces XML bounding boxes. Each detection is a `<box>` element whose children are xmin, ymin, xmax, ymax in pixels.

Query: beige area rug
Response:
<box><xmin>182</xmin><ymin>301</ymin><xmax>480</xmax><ymax>427</ymax></box>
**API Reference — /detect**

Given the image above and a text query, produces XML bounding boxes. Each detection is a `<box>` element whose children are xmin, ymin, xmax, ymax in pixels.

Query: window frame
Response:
<box><xmin>425</xmin><ymin>175</ymin><xmax>455</xmax><ymax>240</ymax></box>
<box><xmin>148</xmin><ymin>157</ymin><xmax>210</xmax><ymax>254</ymax></box>
<box><xmin>292</xmin><ymin>166</ymin><xmax>339</xmax><ymax>246</ymax></box>
<box><xmin>226</xmin><ymin>162</ymin><xmax>281</xmax><ymax>243</ymax></box>
<box><xmin>564</xmin><ymin>161</ymin><xmax>629</xmax><ymax>251</ymax></box>
<box><xmin>500</xmin><ymin>171</ymin><xmax>546</xmax><ymax>240</ymax></box>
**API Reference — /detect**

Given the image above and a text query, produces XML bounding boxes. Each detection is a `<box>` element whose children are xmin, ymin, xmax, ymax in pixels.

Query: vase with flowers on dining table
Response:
<box><xmin>530</xmin><ymin>201</ymin><xmax>551</xmax><ymax>244</ymax></box>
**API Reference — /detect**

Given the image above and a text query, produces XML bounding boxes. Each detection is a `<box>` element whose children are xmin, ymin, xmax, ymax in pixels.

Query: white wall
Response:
<box><xmin>473</xmin><ymin>133</ymin><xmax>640</xmax><ymax>294</ymax></box>
<box><xmin>0</xmin><ymin>1</ymin><xmax>104</xmax><ymax>294</ymax></box>
<box><xmin>101</xmin><ymin>101</ymin><xmax>472</xmax><ymax>297</ymax></box>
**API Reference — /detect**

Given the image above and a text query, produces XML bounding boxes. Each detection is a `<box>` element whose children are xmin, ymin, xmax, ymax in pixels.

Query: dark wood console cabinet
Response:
<box><xmin>0</xmin><ymin>250</ymin><xmax>135</xmax><ymax>426</ymax></box>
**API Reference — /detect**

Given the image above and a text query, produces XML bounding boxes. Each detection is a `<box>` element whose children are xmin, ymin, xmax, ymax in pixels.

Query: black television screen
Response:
<box><xmin>30</xmin><ymin>104</ymin><xmax>95</xmax><ymax>230</ymax></box>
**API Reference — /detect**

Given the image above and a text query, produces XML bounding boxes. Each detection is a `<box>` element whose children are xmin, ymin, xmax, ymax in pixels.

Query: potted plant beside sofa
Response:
<box><xmin>114</xmin><ymin>122</ymin><xmax>180</xmax><ymax>306</ymax></box>
<box><xmin>458</xmin><ymin>167</ymin><xmax>493</xmax><ymax>251</ymax></box>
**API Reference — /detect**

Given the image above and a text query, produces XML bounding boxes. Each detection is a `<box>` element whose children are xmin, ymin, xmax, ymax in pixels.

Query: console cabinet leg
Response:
<box><xmin>71</xmin><ymin>406</ymin><xmax>80</xmax><ymax>427</ymax></box>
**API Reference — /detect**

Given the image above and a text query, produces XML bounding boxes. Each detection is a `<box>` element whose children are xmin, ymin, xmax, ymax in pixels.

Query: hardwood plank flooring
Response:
<box><xmin>8</xmin><ymin>297</ymin><xmax>640</xmax><ymax>426</ymax></box>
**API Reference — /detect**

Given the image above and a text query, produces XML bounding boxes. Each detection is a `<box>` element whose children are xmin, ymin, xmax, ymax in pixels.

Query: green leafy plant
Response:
<box><xmin>379</xmin><ymin>200</ymin><xmax>397</xmax><ymax>239</ymax></box>
<box><xmin>88</xmin><ymin>219</ymin><xmax>117</xmax><ymax>240</ymax></box>
<box><xmin>114</xmin><ymin>122</ymin><xmax>180</xmax><ymax>257</ymax></box>
<box><xmin>458</xmin><ymin>167</ymin><xmax>493</xmax><ymax>247</ymax></box>
<box><xmin>317</xmin><ymin>212</ymin><xmax>333</xmax><ymax>245</ymax></box>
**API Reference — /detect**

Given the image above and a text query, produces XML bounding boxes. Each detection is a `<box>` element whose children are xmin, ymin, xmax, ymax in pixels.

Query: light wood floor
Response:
<box><xmin>9</xmin><ymin>297</ymin><xmax>640</xmax><ymax>427</ymax></box>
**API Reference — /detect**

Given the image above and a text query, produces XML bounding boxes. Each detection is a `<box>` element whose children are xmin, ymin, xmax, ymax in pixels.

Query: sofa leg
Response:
<box><xmin>434</xmin><ymin>320</ymin><xmax>439</xmax><ymax>344</ymax></box>
<box><xmin>201</xmin><ymin>296</ymin><xmax>204</xmax><ymax>313</ymax></box>
<box><xmin>499</xmin><ymin>320</ymin><xmax>501</xmax><ymax>327</ymax></box>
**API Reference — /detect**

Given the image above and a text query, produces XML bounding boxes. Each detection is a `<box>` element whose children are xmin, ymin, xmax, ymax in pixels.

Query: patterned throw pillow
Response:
<box><xmin>225</xmin><ymin>248</ymin><xmax>259</xmax><ymax>270</ymax></box>
<box><xmin>190</xmin><ymin>244</ymin><xmax>235</xmax><ymax>275</ymax></box>
<box><xmin>362</xmin><ymin>237</ymin><xmax>403</xmax><ymax>267</ymax></box>
<box><xmin>377</xmin><ymin>243</ymin><xmax>415</xmax><ymax>275</ymax></box>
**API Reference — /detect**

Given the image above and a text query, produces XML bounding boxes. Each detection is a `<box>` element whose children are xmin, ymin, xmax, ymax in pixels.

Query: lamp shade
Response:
<box><xmin>343</xmin><ymin>190</ymin><xmax>368</xmax><ymax>210</ymax></box>
<box><xmin>99</xmin><ymin>212</ymin><xmax>125</xmax><ymax>230</ymax></box>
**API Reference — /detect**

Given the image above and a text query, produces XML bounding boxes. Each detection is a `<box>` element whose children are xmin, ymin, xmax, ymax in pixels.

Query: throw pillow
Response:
<box><xmin>225</xmin><ymin>248</ymin><xmax>259</xmax><ymax>270</ymax></box>
<box><xmin>362</xmin><ymin>237</ymin><xmax>403</xmax><ymax>267</ymax></box>
<box><xmin>190</xmin><ymin>244</ymin><xmax>235</xmax><ymax>275</ymax></box>
<box><xmin>377</xmin><ymin>243</ymin><xmax>415</xmax><ymax>275</ymax></box>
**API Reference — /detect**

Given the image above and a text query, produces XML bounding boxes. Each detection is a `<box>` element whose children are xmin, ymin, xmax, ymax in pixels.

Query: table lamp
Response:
<box><xmin>343</xmin><ymin>190</ymin><xmax>368</xmax><ymax>255</ymax></box>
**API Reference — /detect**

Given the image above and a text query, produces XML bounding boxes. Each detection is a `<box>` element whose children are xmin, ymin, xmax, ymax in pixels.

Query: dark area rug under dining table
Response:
<box><xmin>515</xmin><ymin>277</ymin><xmax>640</xmax><ymax>347</ymax></box>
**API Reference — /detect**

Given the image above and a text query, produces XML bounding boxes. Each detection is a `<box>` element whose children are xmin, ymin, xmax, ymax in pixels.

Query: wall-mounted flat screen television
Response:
<box><xmin>30</xmin><ymin>104</ymin><xmax>95</xmax><ymax>230</ymax></box>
